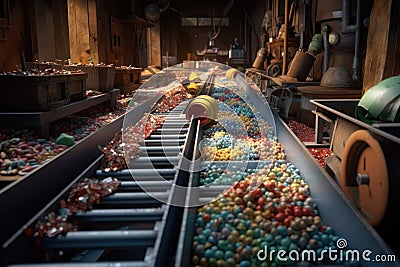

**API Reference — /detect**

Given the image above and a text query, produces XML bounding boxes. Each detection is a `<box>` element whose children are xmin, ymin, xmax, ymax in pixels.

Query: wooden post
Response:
<box><xmin>67</xmin><ymin>0</ymin><xmax>90</xmax><ymax>64</ymax></box>
<box><xmin>34</xmin><ymin>0</ymin><xmax>57</xmax><ymax>61</ymax></box>
<box><xmin>27</xmin><ymin>0</ymin><xmax>39</xmax><ymax>61</ymax></box>
<box><xmin>88</xmin><ymin>0</ymin><xmax>99</xmax><ymax>64</ymax></box>
<box><xmin>363</xmin><ymin>0</ymin><xmax>400</xmax><ymax>94</ymax></box>
<box><xmin>147</xmin><ymin>21</ymin><xmax>161</xmax><ymax>67</ymax></box>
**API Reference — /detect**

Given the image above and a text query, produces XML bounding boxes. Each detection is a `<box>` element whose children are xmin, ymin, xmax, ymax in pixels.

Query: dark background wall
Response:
<box><xmin>0</xmin><ymin>0</ymin><xmax>32</xmax><ymax>71</ymax></box>
<box><xmin>0</xmin><ymin>0</ymin><xmax>70</xmax><ymax>71</ymax></box>
<box><xmin>159</xmin><ymin>0</ymin><xmax>266</xmax><ymax>65</ymax></box>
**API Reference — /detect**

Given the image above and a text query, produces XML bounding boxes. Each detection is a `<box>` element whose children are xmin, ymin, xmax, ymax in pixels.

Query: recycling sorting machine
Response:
<box><xmin>311</xmin><ymin>98</ymin><xmax>400</xmax><ymax>249</ymax></box>
<box><xmin>0</xmin><ymin>62</ymin><xmax>397</xmax><ymax>267</ymax></box>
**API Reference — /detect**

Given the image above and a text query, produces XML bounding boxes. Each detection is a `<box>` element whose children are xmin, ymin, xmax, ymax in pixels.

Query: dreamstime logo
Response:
<box><xmin>257</xmin><ymin>238</ymin><xmax>397</xmax><ymax>263</ymax></box>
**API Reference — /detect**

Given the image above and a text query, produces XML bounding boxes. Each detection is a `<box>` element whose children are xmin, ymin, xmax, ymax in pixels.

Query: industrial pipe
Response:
<box><xmin>342</xmin><ymin>0</ymin><xmax>357</xmax><ymax>33</ymax></box>
<box><xmin>353</xmin><ymin>0</ymin><xmax>361</xmax><ymax>81</ymax></box>
<box><xmin>342</xmin><ymin>0</ymin><xmax>361</xmax><ymax>81</ymax></box>
<box><xmin>283</xmin><ymin>0</ymin><xmax>289</xmax><ymax>74</ymax></box>
<box><xmin>288</xmin><ymin>0</ymin><xmax>299</xmax><ymax>27</ymax></box>
<box><xmin>299</xmin><ymin>0</ymin><xmax>306</xmax><ymax>50</ymax></box>
<box><xmin>322</xmin><ymin>25</ymin><xmax>330</xmax><ymax>74</ymax></box>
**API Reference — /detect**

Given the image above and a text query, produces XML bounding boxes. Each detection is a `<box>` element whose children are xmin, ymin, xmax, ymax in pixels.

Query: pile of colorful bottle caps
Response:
<box><xmin>101</xmin><ymin>129</ymin><xmax>133</xmax><ymax>173</ymax></box>
<box><xmin>101</xmin><ymin>114</ymin><xmax>165</xmax><ymax>172</ymax></box>
<box><xmin>24</xmin><ymin>177</ymin><xmax>120</xmax><ymax>243</ymax></box>
<box><xmin>201</xmin><ymin>134</ymin><xmax>284</xmax><ymax>162</ymax></box>
<box><xmin>0</xmin><ymin>96</ymin><xmax>131</xmax><ymax>177</ymax></box>
<box><xmin>0</xmin><ymin>131</ymin><xmax>68</xmax><ymax>176</ymax></box>
<box><xmin>1</xmin><ymin>67</ymin><xmax>84</xmax><ymax>76</ymax></box>
<box><xmin>192</xmin><ymin>162</ymin><xmax>348</xmax><ymax>266</ymax></box>
<box><xmin>51</xmin><ymin>99</ymin><xmax>129</xmax><ymax>141</ymax></box>
<box><xmin>287</xmin><ymin>120</ymin><xmax>315</xmax><ymax>143</ymax></box>
<box><xmin>153</xmin><ymin>86</ymin><xmax>193</xmax><ymax>113</ymax></box>
<box><xmin>192</xmin><ymin>74</ymin><xmax>346</xmax><ymax>266</ymax></box>
<box><xmin>287</xmin><ymin>120</ymin><xmax>332</xmax><ymax>168</ymax></box>
<box><xmin>201</xmin><ymin>87</ymin><xmax>285</xmax><ymax>161</ymax></box>
<box><xmin>307</xmin><ymin>148</ymin><xmax>332</xmax><ymax>168</ymax></box>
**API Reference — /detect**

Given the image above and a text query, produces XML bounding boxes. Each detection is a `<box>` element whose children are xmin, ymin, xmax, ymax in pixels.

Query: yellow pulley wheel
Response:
<box><xmin>340</xmin><ymin>130</ymin><xmax>389</xmax><ymax>226</ymax></box>
<box><xmin>226</xmin><ymin>68</ymin><xmax>238</xmax><ymax>79</ymax></box>
<box><xmin>185</xmin><ymin>95</ymin><xmax>218</xmax><ymax>126</ymax></box>
<box><xmin>187</xmin><ymin>82</ymin><xmax>200</xmax><ymax>96</ymax></box>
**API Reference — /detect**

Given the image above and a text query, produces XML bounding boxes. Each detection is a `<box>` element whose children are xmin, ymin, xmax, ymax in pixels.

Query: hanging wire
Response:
<box><xmin>209</xmin><ymin>0</ymin><xmax>235</xmax><ymax>41</ymax></box>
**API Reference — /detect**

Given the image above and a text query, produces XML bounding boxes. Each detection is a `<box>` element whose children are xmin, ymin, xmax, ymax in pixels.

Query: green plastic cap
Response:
<box><xmin>356</xmin><ymin>75</ymin><xmax>400</xmax><ymax>124</ymax></box>
<box><xmin>55</xmin><ymin>133</ymin><xmax>75</xmax><ymax>147</ymax></box>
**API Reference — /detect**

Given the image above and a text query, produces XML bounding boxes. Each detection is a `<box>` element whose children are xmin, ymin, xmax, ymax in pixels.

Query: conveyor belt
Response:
<box><xmin>175</xmin><ymin>74</ymin><xmax>398</xmax><ymax>267</ymax></box>
<box><xmin>1</xmin><ymin>67</ymin><xmax>398</xmax><ymax>267</ymax></box>
<box><xmin>198</xmin><ymin>73</ymin><xmax>216</xmax><ymax>96</ymax></box>
<box><xmin>1</xmin><ymin>102</ymin><xmax>198</xmax><ymax>267</ymax></box>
